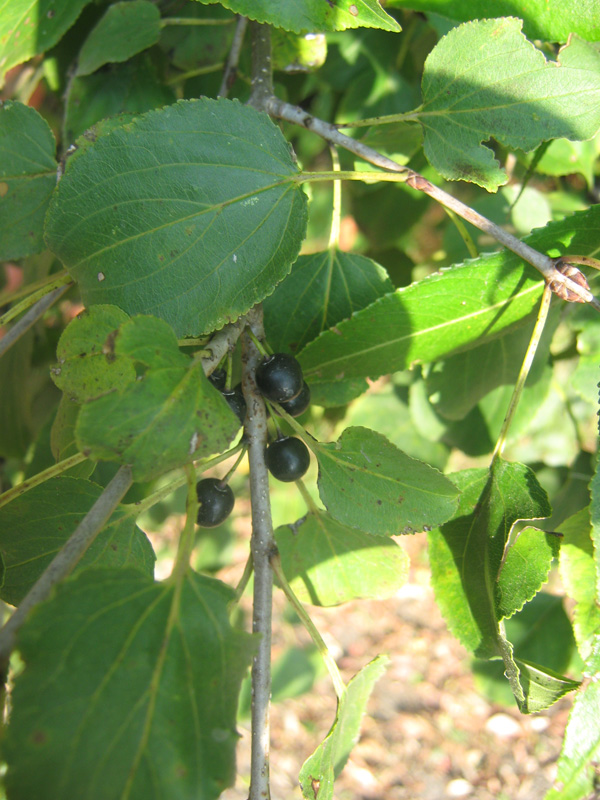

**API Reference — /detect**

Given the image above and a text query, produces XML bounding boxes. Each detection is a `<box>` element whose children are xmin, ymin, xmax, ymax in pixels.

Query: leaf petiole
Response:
<box><xmin>270</xmin><ymin>552</ymin><xmax>346</xmax><ymax>699</ymax></box>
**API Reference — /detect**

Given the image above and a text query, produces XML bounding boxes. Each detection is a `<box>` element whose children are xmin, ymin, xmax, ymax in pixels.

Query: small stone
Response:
<box><xmin>485</xmin><ymin>712</ymin><xmax>521</xmax><ymax>739</ymax></box>
<box><xmin>446</xmin><ymin>778</ymin><xmax>473</xmax><ymax>797</ymax></box>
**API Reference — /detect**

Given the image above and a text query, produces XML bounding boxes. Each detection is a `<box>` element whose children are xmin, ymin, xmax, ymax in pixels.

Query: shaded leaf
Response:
<box><xmin>264</xmin><ymin>250</ymin><xmax>392</xmax><ymax>354</ymax></box>
<box><xmin>0</xmin><ymin>101</ymin><xmax>56</xmax><ymax>259</ymax></box>
<box><xmin>76</xmin><ymin>315</ymin><xmax>239</xmax><ymax>481</ymax></box>
<box><xmin>47</xmin><ymin>97</ymin><xmax>308</xmax><ymax>337</ymax></box>
<box><xmin>275</xmin><ymin>510</ymin><xmax>409</xmax><ymax>606</ymax></box>
<box><xmin>197</xmin><ymin>0</ymin><xmax>400</xmax><ymax>34</ymax></box>
<box><xmin>50</xmin><ymin>395</ymin><xmax>95</xmax><ymax>478</ymax></box>
<box><xmin>299</xmin><ymin>206</ymin><xmax>600</xmax><ymax>383</ymax></box>
<box><xmin>386</xmin><ymin>0</ymin><xmax>600</xmax><ymax>43</ymax></box>
<box><xmin>64</xmin><ymin>54</ymin><xmax>175</xmax><ymax>145</ymax></box>
<box><xmin>0</xmin><ymin>477</ymin><xmax>154</xmax><ymax>605</ymax></box>
<box><xmin>308</xmin><ymin>376</ymin><xmax>370</xmax><ymax>408</ymax></box>
<box><xmin>76</xmin><ymin>0</ymin><xmax>161</xmax><ymax>76</ymax></box>
<box><xmin>51</xmin><ymin>304</ymin><xmax>134</xmax><ymax>402</ymax></box>
<box><xmin>159</xmin><ymin>4</ymin><xmax>234</xmax><ymax>71</ymax></box>
<box><xmin>5</xmin><ymin>568</ymin><xmax>256</xmax><ymax>800</ymax></box>
<box><xmin>299</xmin><ymin>656</ymin><xmax>388</xmax><ymax>800</ymax></box>
<box><xmin>315</xmin><ymin>426</ymin><xmax>459</xmax><ymax>536</ymax></box>
<box><xmin>0</xmin><ymin>0</ymin><xmax>91</xmax><ymax>85</ymax></box>
<box><xmin>417</xmin><ymin>21</ymin><xmax>600</xmax><ymax>189</ymax></box>
<box><xmin>0</xmin><ymin>332</ymin><xmax>34</xmax><ymax>459</ymax></box>
<box><xmin>530</xmin><ymin>136</ymin><xmax>600</xmax><ymax>190</ymax></box>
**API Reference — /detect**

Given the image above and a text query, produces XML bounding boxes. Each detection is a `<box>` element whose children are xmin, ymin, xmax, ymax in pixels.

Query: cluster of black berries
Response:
<box><xmin>255</xmin><ymin>353</ymin><xmax>311</xmax><ymax>483</ymax></box>
<box><xmin>196</xmin><ymin>352</ymin><xmax>312</xmax><ymax>528</ymax></box>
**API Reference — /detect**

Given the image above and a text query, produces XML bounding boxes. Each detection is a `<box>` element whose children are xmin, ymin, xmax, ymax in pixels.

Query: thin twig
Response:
<box><xmin>0</xmin><ymin>452</ymin><xmax>88</xmax><ymax>510</ymax></box>
<box><xmin>0</xmin><ymin>284</ymin><xmax>71</xmax><ymax>360</ymax></box>
<box><xmin>248</xmin><ymin>22</ymin><xmax>273</xmax><ymax>109</ymax></box>
<box><xmin>200</xmin><ymin>316</ymin><xmax>247</xmax><ymax>375</ymax></box>
<box><xmin>265</xmin><ymin>96</ymin><xmax>598</xmax><ymax>307</ymax></box>
<box><xmin>218</xmin><ymin>15</ymin><xmax>248</xmax><ymax>98</ymax></box>
<box><xmin>0</xmin><ymin>465</ymin><xmax>133</xmax><ymax>672</ymax></box>
<box><xmin>242</xmin><ymin>306</ymin><xmax>274</xmax><ymax>800</ymax></box>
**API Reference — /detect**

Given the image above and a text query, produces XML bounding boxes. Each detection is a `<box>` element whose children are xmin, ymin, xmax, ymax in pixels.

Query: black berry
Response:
<box><xmin>208</xmin><ymin>368</ymin><xmax>227</xmax><ymax>392</ymax></box>
<box><xmin>196</xmin><ymin>478</ymin><xmax>235</xmax><ymax>528</ymax></box>
<box><xmin>266</xmin><ymin>436</ymin><xmax>310</xmax><ymax>482</ymax></box>
<box><xmin>276</xmin><ymin>381</ymin><xmax>311</xmax><ymax>418</ymax></box>
<box><xmin>223</xmin><ymin>383</ymin><xmax>247</xmax><ymax>425</ymax></box>
<box><xmin>256</xmin><ymin>353</ymin><xmax>303</xmax><ymax>403</ymax></box>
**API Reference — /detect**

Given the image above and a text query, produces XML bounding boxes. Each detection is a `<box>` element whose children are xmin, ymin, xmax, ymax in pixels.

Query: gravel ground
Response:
<box><xmin>220</xmin><ymin>534</ymin><xmax>572</xmax><ymax>800</ymax></box>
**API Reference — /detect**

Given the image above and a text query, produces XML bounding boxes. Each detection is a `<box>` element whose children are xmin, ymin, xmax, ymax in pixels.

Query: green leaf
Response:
<box><xmin>275</xmin><ymin>510</ymin><xmax>409</xmax><ymax>606</ymax></box>
<box><xmin>473</xmin><ymin>591</ymin><xmax>578</xmax><ymax>706</ymax></box>
<box><xmin>0</xmin><ymin>477</ymin><xmax>154</xmax><ymax>605</ymax></box>
<box><xmin>64</xmin><ymin>54</ymin><xmax>176</xmax><ymax>145</ymax></box>
<box><xmin>299</xmin><ymin>206</ymin><xmax>600</xmax><ymax>383</ymax></box>
<box><xmin>46</xmin><ymin>97</ymin><xmax>308</xmax><ymax>337</ymax></box>
<box><xmin>196</xmin><ymin>0</ymin><xmax>400</xmax><ymax>34</ymax></box>
<box><xmin>546</xmin><ymin>681</ymin><xmax>600</xmax><ymax>800</ymax></box>
<box><xmin>341</xmin><ymin>382</ymin><xmax>449</xmax><ymax>470</ymax></box>
<box><xmin>496</xmin><ymin>527</ymin><xmax>561</xmax><ymax>620</ymax></box>
<box><xmin>76</xmin><ymin>315</ymin><xmax>239</xmax><ymax>481</ymax></box>
<box><xmin>51</xmin><ymin>305</ymin><xmax>135</xmax><ymax>403</ymax></box>
<box><xmin>559</xmin><ymin>508</ymin><xmax>600</xmax><ymax>673</ymax></box>
<box><xmin>4</xmin><ymin>568</ymin><xmax>256</xmax><ymax>800</ymax></box>
<box><xmin>0</xmin><ymin>0</ymin><xmax>92</xmax><ymax>86</ymax></box>
<box><xmin>309</xmin><ymin>376</ymin><xmax>370</xmax><ymax>408</ymax></box>
<box><xmin>426</xmin><ymin>308</ymin><xmax>557</xmax><ymax>420</ymax></box>
<box><xmin>263</xmin><ymin>250</ymin><xmax>393</xmax><ymax>354</ymax></box>
<box><xmin>530</xmin><ymin>136</ymin><xmax>600</xmax><ymax>190</ymax></box>
<box><xmin>272</xmin><ymin>29</ymin><xmax>327</xmax><ymax>73</ymax></box>
<box><xmin>386</xmin><ymin>0</ymin><xmax>600</xmax><ymax>43</ymax></box>
<box><xmin>0</xmin><ymin>101</ymin><xmax>56</xmax><ymax>260</ymax></box>
<box><xmin>159</xmin><ymin>4</ymin><xmax>235</xmax><ymax>71</ymax></box>
<box><xmin>428</xmin><ymin>460</ymin><xmax>551</xmax><ymax>658</ymax></box>
<box><xmin>50</xmin><ymin>395</ymin><xmax>95</xmax><ymax>478</ymax></box>
<box><xmin>315</xmin><ymin>426</ymin><xmax>459</xmax><ymax>536</ymax></box>
<box><xmin>299</xmin><ymin>656</ymin><xmax>388</xmax><ymax>800</ymax></box>
<box><xmin>514</xmin><ymin>658</ymin><xmax>580</xmax><ymax>714</ymax></box>
<box><xmin>417</xmin><ymin>21</ymin><xmax>600</xmax><ymax>189</ymax></box>
<box><xmin>76</xmin><ymin>0</ymin><xmax>161</xmax><ymax>76</ymax></box>
<box><xmin>0</xmin><ymin>331</ymin><xmax>34</xmax><ymax>459</ymax></box>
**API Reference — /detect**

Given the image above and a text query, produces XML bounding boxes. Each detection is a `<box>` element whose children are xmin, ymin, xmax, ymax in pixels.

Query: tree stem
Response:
<box><xmin>242</xmin><ymin>306</ymin><xmax>275</xmax><ymax>800</ymax></box>
<box><xmin>266</xmin><ymin>96</ymin><xmax>598</xmax><ymax>307</ymax></box>
<box><xmin>218</xmin><ymin>15</ymin><xmax>248</xmax><ymax>98</ymax></box>
<box><xmin>248</xmin><ymin>22</ymin><xmax>273</xmax><ymax>109</ymax></box>
<box><xmin>0</xmin><ymin>284</ymin><xmax>71</xmax><ymax>360</ymax></box>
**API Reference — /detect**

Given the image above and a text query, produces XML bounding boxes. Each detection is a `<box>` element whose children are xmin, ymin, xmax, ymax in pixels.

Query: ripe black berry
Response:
<box><xmin>276</xmin><ymin>381</ymin><xmax>311</xmax><ymax>417</ymax></box>
<box><xmin>223</xmin><ymin>383</ymin><xmax>247</xmax><ymax>425</ymax></box>
<box><xmin>256</xmin><ymin>353</ymin><xmax>303</xmax><ymax>403</ymax></box>
<box><xmin>208</xmin><ymin>368</ymin><xmax>227</xmax><ymax>392</ymax></box>
<box><xmin>196</xmin><ymin>478</ymin><xmax>235</xmax><ymax>528</ymax></box>
<box><xmin>266</xmin><ymin>436</ymin><xmax>310</xmax><ymax>482</ymax></box>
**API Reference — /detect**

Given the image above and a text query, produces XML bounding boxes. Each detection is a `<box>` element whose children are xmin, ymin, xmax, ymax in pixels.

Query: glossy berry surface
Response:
<box><xmin>255</xmin><ymin>353</ymin><xmax>303</xmax><ymax>403</ymax></box>
<box><xmin>223</xmin><ymin>383</ymin><xmax>247</xmax><ymax>425</ymax></box>
<box><xmin>276</xmin><ymin>381</ymin><xmax>311</xmax><ymax>418</ymax></box>
<box><xmin>196</xmin><ymin>478</ymin><xmax>235</xmax><ymax>528</ymax></box>
<box><xmin>208</xmin><ymin>368</ymin><xmax>227</xmax><ymax>392</ymax></box>
<box><xmin>266</xmin><ymin>436</ymin><xmax>310</xmax><ymax>482</ymax></box>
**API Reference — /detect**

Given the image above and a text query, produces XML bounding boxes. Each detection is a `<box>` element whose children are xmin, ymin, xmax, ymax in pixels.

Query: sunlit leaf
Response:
<box><xmin>299</xmin><ymin>656</ymin><xmax>389</xmax><ymax>800</ymax></box>
<box><xmin>196</xmin><ymin>0</ymin><xmax>400</xmax><ymax>34</ymax></box>
<box><xmin>275</xmin><ymin>510</ymin><xmax>408</xmax><ymax>606</ymax></box>
<box><xmin>315</xmin><ymin>426</ymin><xmax>459</xmax><ymax>536</ymax></box>
<box><xmin>417</xmin><ymin>21</ymin><xmax>600</xmax><ymax>189</ymax></box>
